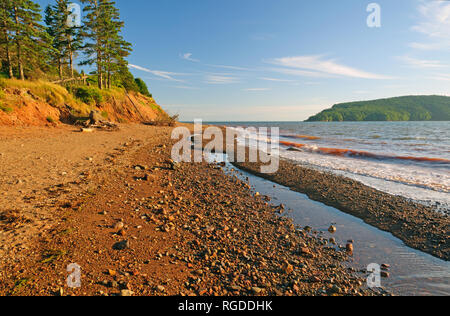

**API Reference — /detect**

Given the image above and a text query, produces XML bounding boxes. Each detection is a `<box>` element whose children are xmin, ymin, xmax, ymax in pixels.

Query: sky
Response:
<box><xmin>35</xmin><ymin>0</ymin><xmax>450</xmax><ymax>121</ymax></box>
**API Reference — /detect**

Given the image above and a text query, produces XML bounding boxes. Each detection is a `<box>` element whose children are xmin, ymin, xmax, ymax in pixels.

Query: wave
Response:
<box><xmin>281</xmin><ymin>134</ymin><xmax>321</xmax><ymax>140</ymax></box>
<box><xmin>279</xmin><ymin>140</ymin><xmax>450</xmax><ymax>165</ymax></box>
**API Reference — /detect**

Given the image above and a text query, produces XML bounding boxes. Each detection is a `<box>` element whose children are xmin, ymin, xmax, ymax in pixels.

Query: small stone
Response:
<box><xmin>381</xmin><ymin>271</ymin><xmax>390</xmax><ymax>278</ymax></box>
<box><xmin>328</xmin><ymin>285</ymin><xmax>341</xmax><ymax>294</ymax></box>
<box><xmin>120</xmin><ymin>289</ymin><xmax>134</xmax><ymax>296</ymax></box>
<box><xmin>252</xmin><ymin>287</ymin><xmax>263</xmax><ymax>294</ymax></box>
<box><xmin>114</xmin><ymin>221</ymin><xmax>124</xmax><ymax>230</ymax></box>
<box><xmin>346</xmin><ymin>243</ymin><xmax>354</xmax><ymax>253</ymax></box>
<box><xmin>328</xmin><ymin>225</ymin><xmax>337</xmax><ymax>234</ymax></box>
<box><xmin>156</xmin><ymin>285</ymin><xmax>165</xmax><ymax>292</ymax></box>
<box><xmin>282</xmin><ymin>263</ymin><xmax>294</xmax><ymax>274</ymax></box>
<box><xmin>113</xmin><ymin>240</ymin><xmax>129</xmax><ymax>250</ymax></box>
<box><xmin>299</xmin><ymin>247</ymin><xmax>311</xmax><ymax>256</ymax></box>
<box><xmin>381</xmin><ymin>264</ymin><xmax>390</xmax><ymax>270</ymax></box>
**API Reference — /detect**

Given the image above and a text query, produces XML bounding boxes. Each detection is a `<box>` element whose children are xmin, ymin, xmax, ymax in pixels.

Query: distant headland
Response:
<box><xmin>306</xmin><ymin>95</ymin><xmax>450</xmax><ymax>122</ymax></box>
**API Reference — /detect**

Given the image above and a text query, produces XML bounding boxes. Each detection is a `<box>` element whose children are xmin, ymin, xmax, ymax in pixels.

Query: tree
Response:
<box><xmin>10</xmin><ymin>0</ymin><xmax>49</xmax><ymax>80</ymax></box>
<box><xmin>0</xmin><ymin>0</ymin><xmax>14</xmax><ymax>78</ymax></box>
<box><xmin>135</xmin><ymin>78</ymin><xmax>151</xmax><ymax>97</ymax></box>
<box><xmin>80</xmin><ymin>0</ymin><xmax>103</xmax><ymax>88</ymax></box>
<box><xmin>81</xmin><ymin>0</ymin><xmax>132</xmax><ymax>89</ymax></box>
<box><xmin>45</xmin><ymin>0</ymin><xmax>83</xmax><ymax>79</ymax></box>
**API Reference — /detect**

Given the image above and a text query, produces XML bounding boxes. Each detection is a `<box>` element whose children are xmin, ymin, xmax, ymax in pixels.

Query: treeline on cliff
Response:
<box><xmin>306</xmin><ymin>95</ymin><xmax>450</xmax><ymax>122</ymax></box>
<box><xmin>0</xmin><ymin>0</ymin><xmax>150</xmax><ymax>96</ymax></box>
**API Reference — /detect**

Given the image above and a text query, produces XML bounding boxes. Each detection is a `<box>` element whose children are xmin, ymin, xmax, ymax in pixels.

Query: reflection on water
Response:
<box><xmin>208</xmin><ymin>153</ymin><xmax>450</xmax><ymax>296</ymax></box>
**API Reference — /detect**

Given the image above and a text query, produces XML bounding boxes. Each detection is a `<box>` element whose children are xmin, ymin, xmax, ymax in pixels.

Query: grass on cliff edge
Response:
<box><xmin>0</xmin><ymin>78</ymin><xmax>91</xmax><ymax>115</ymax></box>
<box><xmin>0</xmin><ymin>79</ymin><xmax>162</xmax><ymax>119</ymax></box>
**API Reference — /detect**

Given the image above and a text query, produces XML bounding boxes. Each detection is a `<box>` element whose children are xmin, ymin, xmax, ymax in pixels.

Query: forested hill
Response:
<box><xmin>306</xmin><ymin>95</ymin><xmax>450</xmax><ymax>122</ymax></box>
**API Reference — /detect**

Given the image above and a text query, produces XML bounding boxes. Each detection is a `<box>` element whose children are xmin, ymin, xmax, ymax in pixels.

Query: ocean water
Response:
<box><xmin>211</xmin><ymin>121</ymin><xmax>450</xmax><ymax>214</ymax></box>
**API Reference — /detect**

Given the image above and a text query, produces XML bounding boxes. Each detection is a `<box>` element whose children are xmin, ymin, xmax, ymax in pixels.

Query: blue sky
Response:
<box><xmin>35</xmin><ymin>0</ymin><xmax>450</xmax><ymax>121</ymax></box>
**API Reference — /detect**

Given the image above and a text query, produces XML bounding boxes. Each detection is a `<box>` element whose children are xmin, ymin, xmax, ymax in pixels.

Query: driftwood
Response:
<box><xmin>51</xmin><ymin>75</ymin><xmax>89</xmax><ymax>85</ymax></box>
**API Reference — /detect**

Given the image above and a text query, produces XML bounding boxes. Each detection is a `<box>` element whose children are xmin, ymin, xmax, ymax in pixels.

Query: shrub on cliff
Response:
<box><xmin>134</xmin><ymin>78</ymin><xmax>152</xmax><ymax>97</ymax></box>
<box><xmin>74</xmin><ymin>87</ymin><xmax>103</xmax><ymax>105</ymax></box>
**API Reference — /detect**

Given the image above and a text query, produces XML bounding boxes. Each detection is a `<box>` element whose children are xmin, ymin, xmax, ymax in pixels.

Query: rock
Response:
<box><xmin>328</xmin><ymin>285</ymin><xmax>341</xmax><ymax>294</ymax></box>
<box><xmin>381</xmin><ymin>271</ymin><xmax>390</xmax><ymax>278</ymax></box>
<box><xmin>282</xmin><ymin>263</ymin><xmax>294</xmax><ymax>274</ymax></box>
<box><xmin>156</xmin><ymin>285</ymin><xmax>165</xmax><ymax>292</ymax></box>
<box><xmin>252</xmin><ymin>287</ymin><xmax>263</xmax><ymax>294</ymax></box>
<box><xmin>299</xmin><ymin>247</ymin><xmax>311</xmax><ymax>256</ymax></box>
<box><xmin>120</xmin><ymin>289</ymin><xmax>134</xmax><ymax>296</ymax></box>
<box><xmin>113</xmin><ymin>240</ymin><xmax>129</xmax><ymax>250</ymax></box>
<box><xmin>114</xmin><ymin>221</ymin><xmax>124</xmax><ymax>230</ymax></box>
<box><xmin>328</xmin><ymin>225</ymin><xmax>337</xmax><ymax>234</ymax></box>
<box><xmin>229</xmin><ymin>285</ymin><xmax>242</xmax><ymax>291</ymax></box>
<box><xmin>346</xmin><ymin>243</ymin><xmax>354</xmax><ymax>253</ymax></box>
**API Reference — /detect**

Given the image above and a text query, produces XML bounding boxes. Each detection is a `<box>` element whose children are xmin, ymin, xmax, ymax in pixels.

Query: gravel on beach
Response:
<box><xmin>0</xmin><ymin>125</ymin><xmax>386</xmax><ymax>296</ymax></box>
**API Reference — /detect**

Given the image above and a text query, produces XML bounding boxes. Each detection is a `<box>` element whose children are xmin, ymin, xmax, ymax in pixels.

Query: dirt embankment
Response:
<box><xmin>0</xmin><ymin>80</ymin><xmax>167</xmax><ymax>126</ymax></box>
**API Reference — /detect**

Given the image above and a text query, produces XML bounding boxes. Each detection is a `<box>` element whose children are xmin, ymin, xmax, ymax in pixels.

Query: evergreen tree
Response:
<box><xmin>10</xmin><ymin>0</ymin><xmax>49</xmax><ymax>80</ymax></box>
<box><xmin>81</xmin><ymin>0</ymin><xmax>132</xmax><ymax>89</ymax></box>
<box><xmin>135</xmin><ymin>78</ymin><xmax>151</xmax><ymax>97</ymax></box>
<box><xmin>80</xmin><ymin>0</ymin><xmax>104</xmax><ymax>88</ymax></box>
<box><xmin>45</xmin><ymin>0</ymin><xmax>83</xmax><ymax>79</ymax></box>
<box><xmin>0</xmin><ymin>0</ymin><xmax>14</xmax><ymax>78</ymax></box>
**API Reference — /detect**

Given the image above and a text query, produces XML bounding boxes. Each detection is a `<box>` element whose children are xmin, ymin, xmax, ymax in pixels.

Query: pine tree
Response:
<box><xmin>81</xmin><ymin>0</ymin><xmax>132</xmax><ymax>89</ymax></box>
<box><xmin>0</xmin><ymin>0</ymin><xmax>14</xmax><ymax>78</ymax></box>
<box><xmin>10</xmin><ymin>0</ymin><xmax>49</xmax><ymax>80</ymax></box>
<box><xmin>80</xmin><ymin>0</ymin><xmax>104</xmax><ymax>88</ymax></box>
<box><xmin>45</xmin><ymin>0</ymin><xmax>82</xmax><ymax>79</ymax></box>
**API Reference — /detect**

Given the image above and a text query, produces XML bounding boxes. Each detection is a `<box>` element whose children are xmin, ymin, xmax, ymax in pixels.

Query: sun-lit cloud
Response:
<box><xmin>268</xmin><ymin>55</ymin><xmax>392</xmax><ymax>80</ymax></box>
<box><xmin>410</xmin><ymin>0</ymin><xmax>450</xmax><ymax>51</ymax></box>
<box><xmin>399</xmin><ymin>56</ymin><xmax>447</xmax><ymax>68</ymax></box>
<box><xmin>128</xmin><ymin>64</ymin><xmax>184</xmax><ymax>82</ymax></box>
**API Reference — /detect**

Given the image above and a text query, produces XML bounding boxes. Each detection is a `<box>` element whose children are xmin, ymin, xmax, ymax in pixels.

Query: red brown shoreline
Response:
<box><xmin>0</xmin><ymin>125</ymin><xmax>387</xmax><ymax>296</ymax></box>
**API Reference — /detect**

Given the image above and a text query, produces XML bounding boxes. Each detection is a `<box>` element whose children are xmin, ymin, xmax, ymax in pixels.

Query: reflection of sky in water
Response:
<box><xmin>208</xmin><ymin>153</ymin><xmax>450</xmax><ymax>296</ymax></box>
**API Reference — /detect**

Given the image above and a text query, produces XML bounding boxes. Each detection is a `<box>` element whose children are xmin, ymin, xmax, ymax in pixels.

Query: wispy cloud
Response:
<box><xmin>260</xmin><ymin>77</ymin><xmax>295</xmax><ymax>82</ymax></box>
<box><xmin>411</xmin><ymin>0</ymin><xmax>450</xmax><ymax>51</ymax></box>
<box><xmin>205</xmin><ymin>64</ymin><xmax>251</xmax><ymax>71</ymax></box>
<box><xmin>429</xmin><ymin>74</ymin><xmax>450</xmax><ymax>82</ymax></box>
<box><xmin>129</xmin><ymin>64</ymin><xmax>184</xmax><ymax>82</ymax></box>
<box><xmin>181</xmin><ymin>53</ymin><xmax>199</xmax><ymax>62</ymax></box>
<box><xmin>399</xmin><ymin>56</ymin><xmax>447</xmax><ymax>68</ymax></box>
<box><xmin>205</xmin><ymin>75</ymin><xmax>240</xmax><ymax>84</ymax></box>
<box><xmin>268</xmin><ymin>55</ymin><xmax>392</xmax><ymax>80</ymax></box>
<box><xmin>243</xmin><ymin>88</ymin><xmax>271</xmax><ymax>92</ymax></box>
